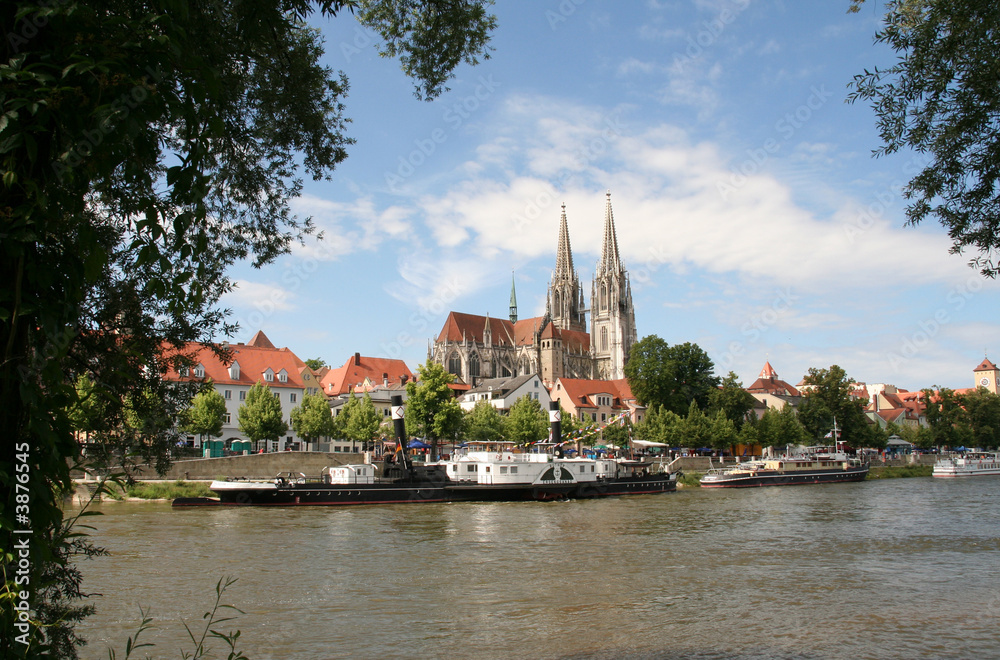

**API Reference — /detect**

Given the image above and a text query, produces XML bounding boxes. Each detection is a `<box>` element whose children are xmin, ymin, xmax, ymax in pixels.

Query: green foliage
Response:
<box><xmin>866</xmin><ymin>465</ymin><xmax>933</xmax><ymax>479</ymax></box>
<box><xmin>624</xmin><ymin>336</ymin><xmax>719</xmax><ymax>415</ymax></box>
<box><xmin>923</xmin><ymin>386</ymin><xmax>1000</xmax><ymax>450</ymax></box>
<box><xmin>756</xmin><ymin>405</ymin><xmax>810</xmax><ymax>449</ymax></box>
<box><xmin>505</xmin><ymin>395</ymin><xmax>549</xmax><ymax>446</ymax></box>
<box><xmin>405</xmin><ymin>361</ymin><xmax>464</xmax><ymax>453</ymax></box>
<box><xmin>180</xmin><ymin>387</ymin><xmax>227</xmax><ymax>441</ymax></box>
<box><xmin>290</xmin><ymin>392</ymin><xmax>336</xmax><ymax>442</ymax></box>
<box><xmin>304</xmin><ymin>358</ymin><xmax>326</xmax><ymax>371</ymax></box>
<box><xmin>123</xmin><ymin>481</ymin><xmax>214</xmax><ymax>500</ymax></box>
<box><xmin>849</xmin><ymin>0</ymin><xmax>1000</xmax><ymax>276</ymax></box>
<box><xmin>237</xmin><ymin>381</ymin><xmax>288</xmax><ymax>445</ymax></box>
<box><xmin>346</xmin><ymin>392</ymin><xmax>383</xmax><ymax>449</ymax></box>
<box><xmin>708</xmin><ymin>409</ymin><xmax>739</xmax><ymax>452</ymax></box>
<box><xmin>708</xmin><ymin>371</ymin><xmax>756</xmax><ymax>429</ymax></box>
<box><xmin>601</xmin><ymin>417</ymin><xmax>630</xmax><ymax>448</ymax></box>
<box><xmin>634</xmin><ymin>404</ymin><xmax>682</xmax><ymax>445</ymax></box>
<box><xmin>676</xmin><ymin>400</ymin><xmax>711</xmax><ymax>449</ymax></box>
<box><xmin>796</xmin><ymin>365</ymin><xmax>869</xmax><ymax>447</ymax></box>
<box><xmin>464</xmin><ymin>399</ymin><xmax>507</xmax><ymax>442</ymax></box>
<box><xmin>1</xmin><ymin>0</ymin><xmax>495</xmax><ymax>653</ymax></box>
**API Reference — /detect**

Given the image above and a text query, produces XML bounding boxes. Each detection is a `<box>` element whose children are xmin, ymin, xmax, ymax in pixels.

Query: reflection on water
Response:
<box><xmin>76</xmin><ymin>479</ymin><xmax>1000</xmax><ymax>659</ymax></box>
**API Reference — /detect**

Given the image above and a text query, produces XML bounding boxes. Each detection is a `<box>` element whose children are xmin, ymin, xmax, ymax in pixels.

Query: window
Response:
<box><xmin>290</xmin><ymin>393</ymin><xmax>297</xmax><ymax>403</ymax></box>
<box><xmin>239</xmin><ymin>391</ymin><xmax>246</xmax><ymax>401</ymax></box>
<box><xmin>224</xmin><ymin>390</ymin><xmax>231</xmax><ymax>399</ymax></box>
<box><xmin>264</xmin><ymin>371</ymin><xmax>274</xmax><ymax>382</ymax></box>
<box><xmin>448</xmin><ymin>354</ymin><xmax>462</xmax><ymax>377</ymax></box>
<box><xmin>500</xmin><ymin>466</ymin><xmax>508</xmax><ymax>474</ymax></box>
<box><xmin>469</xmin><ymin>353</ymin><xmax>480</xmax><ymax>379</ymax></box>
<box><xmin>467</xmin><ymin>465</ymin><xmax>477</xmax><ymax>473</ymax></box>
<box><xmin>194</xmin><ymin>364</ymin><xmax>205</xmax><ymax>378</ymax></box>
<box><xmin>601</xmin><ymin>413</ymin><xmax>607</xmax><ymax>422</ymax></box>
<box><xmin>273</xmin><ymin>392</ymin><xmax>280</xmax><ymax>400</ymax></box>
<box><xmin>591</xmin><ymin>413</ymin><xmax>597</xmax><ymax>421</ymax></box>
<box><xmin>278</xmin><ymin>371</ymin><xmax>287</xmax><ymax>383</ymax></box>
<box><xmin>601</xmin><ymin>327</ymin><xmax>609</xmax><ymax>351</ymax></box>
<box><xmin>533</xmin><ymin>392</ymin><xmax>538</xmax><ymax>400</ymax></box>
<box><xmin>229</xmin><ymin>362</ymin><xmax>240</xmax><ymax>379</ymax></box>
<box><xmin>510</xmin><ymin>467</ymin><xmax>518</xmax><ymax>474</ymax></box>
<box><xmin>179</xmin><ymin>367</ymin><xmax>190</xmax><ymax>376</ymax></box>
<box><xmin>580</xmin><ymin>466</ymin><xmax>585</xmax><ymax>473</ymax></box>
<box><xmin>224</xmin><ymin>413</ymin><xmax>231</xmax><ymax>424</ymax></box>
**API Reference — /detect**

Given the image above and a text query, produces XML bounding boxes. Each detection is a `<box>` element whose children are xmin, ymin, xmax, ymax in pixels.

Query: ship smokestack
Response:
<box><xmin>391</xmin><ymin>394</ymin><xmax>409</xmax><ymax>470</ymax></box>
<box><xmin>549</xmin><ymin>401</ymin><xmax>562</xmax><ymax>446</ymax></box>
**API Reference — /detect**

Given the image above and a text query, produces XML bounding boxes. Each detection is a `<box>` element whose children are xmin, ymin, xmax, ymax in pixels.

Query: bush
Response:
<box><xmin>123</xmin><ymin>480</ymin><xmax>214</xmax><ymax>499</ymax></box>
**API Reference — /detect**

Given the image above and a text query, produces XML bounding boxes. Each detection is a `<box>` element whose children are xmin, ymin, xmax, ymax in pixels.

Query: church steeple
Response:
<box><xmin>548</xmin><ymin>204</ymin><xmax>587</xmax><ymax>334</ymax></box>
<box><xmin>591</xmin><ymin>190</ymin><xmax>637</xmax><ymax>380</ymax></box>
<box><xmin>555</xmin><ymin>204</ymin><xmax>575</xmax><ymax>280</ymax></box>
<box><xmin>597</xmin><ymin>191</ymin><xmax>622</xmax><ymax>276</ymax></box>
<box><xmin>509</xmin><ymin>271</ymin><xmax>518</xmax><ymax>323</ymax></box>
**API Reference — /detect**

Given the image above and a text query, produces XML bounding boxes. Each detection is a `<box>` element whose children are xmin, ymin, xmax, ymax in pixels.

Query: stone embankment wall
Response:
<box><xmin>112</xmin><ymin>452</ymin><xmax>366</xmax><ymax>481</ymax></box>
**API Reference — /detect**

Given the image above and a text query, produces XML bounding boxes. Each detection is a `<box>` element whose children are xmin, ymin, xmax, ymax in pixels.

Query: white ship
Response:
<box><xmin>932</xmin><ymin>452</ymin><xmax>1000</xmax><ymax>478</ymax></box>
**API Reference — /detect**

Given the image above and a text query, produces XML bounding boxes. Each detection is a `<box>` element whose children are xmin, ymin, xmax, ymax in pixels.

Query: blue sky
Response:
<box><xmin>221</xmin><ymin>0</ymin><xmax>999</xmax><ymax>392</ymax></box>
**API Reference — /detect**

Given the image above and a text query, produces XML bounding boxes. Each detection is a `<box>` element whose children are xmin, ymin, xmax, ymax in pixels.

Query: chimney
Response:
<box><xmin>354</xmin><ymin>352</ymin><xmax>361</xmax><ymax>366</ymax></box>
<box><xmin>383</xmin><ymin>372</ymin><xmax>388</xmax><ymax>387</ymax></box>
<box><xmin>400</xmin><ymin>375</ymin><xmax>408</xmax><ymax>385</ymax></box>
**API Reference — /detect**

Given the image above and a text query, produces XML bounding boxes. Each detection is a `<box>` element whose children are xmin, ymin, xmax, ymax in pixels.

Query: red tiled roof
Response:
<box><xmin>746</xmin><ymin>377</ymin><xmax>800</xmax><ymax>397</ymax></box>
<box><xmin>321</xmin><ymin>353</ymin><xmax>415</xmax><ymax>396</ymax></box>
<box><xmin>163</xmin><ymin>339</ymin><xmax>306</xmax><ymax>389</ymax></box>
<box><xmin>759</xmin><ymin>361</ymin><xmax>778</xmax><ymax>379</ymax></box>
<box><xmin>436</xmin><ymin>312</ymin><xmax>519</xmax><ymax>346</ymax></box>
<box><xmin>551</xmin><ymin>378</ymin><xmax>631</xmax><ymax>411</ymax></box>
<box><xmin>975</xmin><ymin>357</ymin><xmax>998</xmax><ymax>372</ymax></box>
<box><xmin>247</xmin><ymin>330</ymin><xmax>276</xmax><ymax>349</ymax></box>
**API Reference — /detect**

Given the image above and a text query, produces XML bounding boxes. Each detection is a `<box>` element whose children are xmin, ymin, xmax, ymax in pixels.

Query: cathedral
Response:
<box><xmin>429</xmin><ymin>192</ymin><xmax>637</xmax><ymax>385</ymax></box>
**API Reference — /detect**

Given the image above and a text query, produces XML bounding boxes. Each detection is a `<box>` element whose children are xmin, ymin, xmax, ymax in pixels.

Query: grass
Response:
<box><xmin>866</xmin><ymin>465</ymin><xmax>933</xmax><ymax>479</ymax></box>
<box><xmin>676</xmin><ymin>472</ymin><xmax>704</xmax><ymax>488</ymax></box>
<box><xmin>122</xmin><ymin>480</ymin><xmax>214</xmax><ymax>500</ymax></box>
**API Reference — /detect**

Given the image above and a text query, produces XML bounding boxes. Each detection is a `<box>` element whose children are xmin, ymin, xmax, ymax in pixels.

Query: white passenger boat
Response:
<box><xmin>932</xmin><ymin>452</ymin><xmax>1000</xmax><ymax>478</ymax></box>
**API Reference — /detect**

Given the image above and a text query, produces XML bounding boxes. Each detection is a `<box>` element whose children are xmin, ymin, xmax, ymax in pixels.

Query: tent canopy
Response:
<box><xmin>407</xmin><ymin>439</ymin><xmax>431</xmax><ymax>449</ymax></box>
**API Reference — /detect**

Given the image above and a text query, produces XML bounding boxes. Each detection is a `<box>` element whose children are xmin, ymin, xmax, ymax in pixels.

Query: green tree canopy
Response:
<box><xmin>796</xmin><ymin>365</ymin><xmax>870</xmax><ymax>448</ymax></box>
<box><xmin>346</xmin><ymin>392</ymin><xmax>383</xmax><ymax>451</ymax></box>
<box><xmin>849</xmin><ymin>0</ymin><xmax>1000</xmax><ymax>276</ymax></box>
<box><xmin>601</xmin><ymin>417</ymin><xmax>631</xmax><ymax>449</ymax></box>
<box><xmin>959</xmin><ymin>388</ymin><xmax>1000</xmax><ymax>449</ymax></box>
<box><xmin>708</xmin><ymin>371</ymin><xmax>756</xmax><ymax>430</ymax></box>
<box><xmin>238</xmin><ymin>381</ymin><xmax>288</xmax><ymax>447</ymax></box>
<box><xmin>304</xmin><ymin>358</ymin><xmax>326</xmax><ymax>371</ymax></box>
<box><xmin>180</xmin><ymin>387</ymin><xmax>227</xmax><ymax>443</ymax></box>
<box><xmin>464</xmin><ymin>400</ymin><xmax>507</xmax><ymax>443</ymax></box>
<box><xmin>624</xmin><ymin>336</ymin><xmax>720</xmax><ymax>415</ymax></box>
<box><xmin>290</xmin><ymin>392</ymin><xmax>336</xmax><ymax>444</ymax></box>
<box><xmin>708</xmin><ymin>409</ymin><xmax>739</xmax><ymax>453</ymax></box>
<box><xmin>505</xmin><ymin>395</ymin><xmax>549</xmax><ymax>446</ymax></box>
<box><xmin>756</xmin><ymin>405</ymin><xmax>810</xmax><ymax>449</ymax></box>
<box><xmin>675</xmin><ymin>400</ymin><xmax>711</xmax><ymax>449</ymax></box>
<box><xmin>405</xmin><ymin>361</ymin><xmax>464</xmax><ymax>457</ymax></box>
<box><xmin>1</xmin><ymin>1</ymin><xmax>495</xmax><ymax>653</ymax></box>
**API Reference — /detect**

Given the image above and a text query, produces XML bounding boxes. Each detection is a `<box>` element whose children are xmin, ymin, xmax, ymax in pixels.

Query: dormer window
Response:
<box><xmin>229</xmin><ymin>361</ymin><xmax>241</xmax><ymax>380</ymax></box>
<box><xmin>278</xmin><ymin>369</ymin><xmax>288</xmax><ymax>383</ymax></box>
<box><xmin>264</xmin><ymin>368</ymin><xmax>274</xmax><ymax>382</ymax></box>
<box><xmin>179</xmin><ymin>366</ymin><xmax>190</xmax><ymax>377</ymax></box>
<box><xmin>194</xmin><ymin>364</ymin><xmax>205</xmax><ymax>378</ymax></box>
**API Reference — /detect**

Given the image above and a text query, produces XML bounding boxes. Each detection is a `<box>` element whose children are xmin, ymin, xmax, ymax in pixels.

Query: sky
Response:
<box><xmin>221</xmin><ymin>0</ymin><xmax>1000</xmax><ymax>392</ymax></box>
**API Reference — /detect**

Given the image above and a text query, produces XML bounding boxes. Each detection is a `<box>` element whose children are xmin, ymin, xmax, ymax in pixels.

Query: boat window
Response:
<box><xmin>500</xmin><ymin>466</ymin><xmax>508</xmax><ymax>474</ymax></box>
<box><xmin>580</xmin><ymin>466</ymin><xmax>585</xmax><ymax>473</ymax></box>
<box><xmin>510</xmin><ymin>467</ymin><xmax>518</xmax><ymax>474</ymax></box>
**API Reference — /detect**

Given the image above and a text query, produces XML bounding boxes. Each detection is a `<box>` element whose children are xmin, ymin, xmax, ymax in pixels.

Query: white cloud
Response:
<box><xmin>288</xmin><ymin>193</ymin><xmax>413</xmax><ymax>261</ymax></box>
<box><xmin>225</xmin><ymin>280</ymin><xmax>296</xmax><ymax>312</ymax></box>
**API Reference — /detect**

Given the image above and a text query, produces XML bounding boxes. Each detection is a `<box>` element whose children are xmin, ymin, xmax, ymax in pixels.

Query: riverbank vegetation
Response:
<box><xmin>99</xmin><ymin>480</ymin><xmax>214</xmax><ymax>501</ymax></box>
<box><xmin>867</xmin><ymin>465</ymin><xmax>933</xmax><ymax>479</ymax></box>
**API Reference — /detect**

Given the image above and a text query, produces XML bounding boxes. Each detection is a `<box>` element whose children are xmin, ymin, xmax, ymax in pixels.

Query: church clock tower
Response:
<box><xmin>590</xmin><ymin>192</ymin><xmax>637</xmax><ymax>380</ymax></box>
<box><xmin>974</xmin><ymin>356</ymin><xmax>999</xmax><ymax>394</ymax></box>
<box><xmin>547</xmin><ymin>204</ymin><xmax>587</xmax><ymax>333</ymax></box>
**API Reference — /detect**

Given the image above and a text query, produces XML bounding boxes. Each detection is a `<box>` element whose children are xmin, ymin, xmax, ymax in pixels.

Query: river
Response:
<box><xmin>73</xmin><ymin>477</ymin><xmax>1000</xmax><ymax>659</ymax></box>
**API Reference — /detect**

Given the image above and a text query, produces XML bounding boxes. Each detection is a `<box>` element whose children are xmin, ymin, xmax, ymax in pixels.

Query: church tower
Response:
<box><xmin>590</xmin><ymin>192</ymin><xmax>637</xmax><ymax>380</ymax></box>
<box><xmin>974</xmin><ymin>356</ymin><xmax>999</xmax><ymax>394</ymax></box>
<box><xmin>547</xmin><ymin>204</ymin><xmax>587</xmax><ymax>333</ymax></box>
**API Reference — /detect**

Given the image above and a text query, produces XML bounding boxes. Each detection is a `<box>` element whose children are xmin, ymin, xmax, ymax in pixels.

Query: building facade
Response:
<box><xmin>430</xmin><ymin>193</ymin><xmax>637</xmax><ymax>385</ymax></box>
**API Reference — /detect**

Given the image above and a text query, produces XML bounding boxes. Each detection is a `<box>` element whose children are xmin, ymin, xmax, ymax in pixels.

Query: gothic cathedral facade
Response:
<box><xmin>430</xmin><ymin>192</ymin><xmax>637</xmax><ymax>385</ymax></box>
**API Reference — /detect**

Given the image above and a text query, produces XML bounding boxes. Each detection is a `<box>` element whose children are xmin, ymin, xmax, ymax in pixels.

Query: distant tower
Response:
<box><xmin>547</xmin><ymin>204</ymin><xmax>587</xmax><ymax>333</ymax></box>
<box><xmin>509</xmin><ymin>272</ymin><xmax>518</xmax><ymax>323</ymax></box>
<box><xmin>591</xmin><ymin>191</ymin><xmax>637</xmax><ymax>380</ymax></box>
<box><xmin>974</xmin><ymin>356</ymin><xmax>999</xmax><ymax>394</ymax></box>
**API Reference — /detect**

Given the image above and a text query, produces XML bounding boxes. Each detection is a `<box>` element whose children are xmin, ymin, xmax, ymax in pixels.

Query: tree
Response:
<box><xmin>405</xmin><ymin>361</ymin><xmax>464</xmax><ymax>459</ymax></box>
<box><xmin>708</xmin><ymin>409</ymin><xmax>739</xmax><ymax>453</ymax></box>
<box><xmin>304</xmin><ymin>358</ymin><xmax>326</xmax><ymax>371</ymax></box>
<box><xmin>464</xmin><ymin>400</ymin><xmax>507</xmax><ymax>443</ymax></box>
<box><xmin>796</xmin><ymin>366</ymin><xmax>869</xmax><ymax>448</ymax></box>
<box><xmin>848</xmin><ymin>0</ymin><xmax>1000</xmax><ymax>276</ymax></box>
<box><xmin>957</xmin><ymin>388</ymin><xmax>1000</xmax><ymax>449</ymax></box>
<box><xmin>922</xmin><ymin>387</ymin><xmax>972</xmax><ymax>449</ymax></box>
<box><xmin>1</xmin><ymin>1</ymin><xmax>495</xmax><ymax>654</ymax></box>
<box><xmin>238</xmin><ymin>381</ymin><xmax>288</xmax><ymax>451</ymax></box>
<box><xmin>708</xmin><ymin>371</ymin><xmax>756</xmax><ymax>429</ymax></box>
<box><xmin>290</xmin><ymin>392</ymin><xmax>336</xmax><ymax>448</ymax></box>
<box><xmin>756</xmin><ymin>405</ymin><xmax>810</xmax><ymax>449</ymax></box>
<box><xmin>180</xmin><ymin>387</ymin><xmax>227</xmax><ymax>445</ymax></box>
<box><xmin>634</xmin><ymin>404</ymin><xmax>683</xmax><ymax>446</ymax></box>
<box><xmin>624</xmin><ymin>336</ymin><xmax>720</xmax><ymax>415</ymax></box>
<box><xmin>601</xmin><ymin>416</ymin><xmax>631</xmax><ymax>450</ymax></box>
<box><xmin>675</xmin><ymin>400</ymin><xmax>712</xmax><ymax>450</ymax></box>
<box><xmin>505</xmin><ymin>395</ymin><xmax>549</xmax><ymax>446</ymax></box>
<box><xmin>346</xmin><ymin>392</ymin><xmax>383</xmax><ymax>452</ymax></box>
